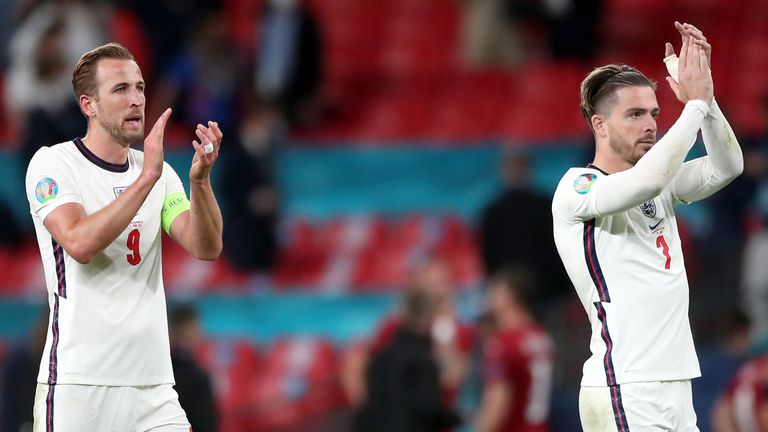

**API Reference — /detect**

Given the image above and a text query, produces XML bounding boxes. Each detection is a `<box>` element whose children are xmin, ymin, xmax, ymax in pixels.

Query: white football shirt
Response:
<box><xmin>552</xmin><ymin>99</ymin><xmax>742</xmax><ymax>387</ymax></box>
<box><xmin>26</xmin><ymin>138</ymin><xmax>186</xmax><ymax>386</ymax></box>
<box><xmin>553</xmin><ymin>166</ymin><xmax>699</xmax><ymax>386</ymax></box>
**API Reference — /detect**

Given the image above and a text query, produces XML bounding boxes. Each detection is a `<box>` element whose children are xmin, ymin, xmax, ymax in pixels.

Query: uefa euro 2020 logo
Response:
<box><xmin>35</xmin><ymin>178</ymin><xmax>59</xmax><ymax>204</ymax></box>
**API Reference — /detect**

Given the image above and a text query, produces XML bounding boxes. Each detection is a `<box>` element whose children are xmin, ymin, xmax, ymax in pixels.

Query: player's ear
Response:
<box><xmin>80</xmin><ymin>94</ymin><xmax>96</xmax><ymax>118</ymax></box>
<box><xmin>591</xmin><ymin>114</ymin><xmax>607</xmax><ymax>138</ymax></box>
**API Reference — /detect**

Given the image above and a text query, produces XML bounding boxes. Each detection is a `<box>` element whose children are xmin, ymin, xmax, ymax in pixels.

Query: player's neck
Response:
<box><xmin>591</xmin><ymin>151</ymin><xmax>634</xmax><ymax>174</ymax></box>
<box><xmin>81</xmin><ymin>126</ymin><xmax>131</xmax><ymax>165</ymax></box>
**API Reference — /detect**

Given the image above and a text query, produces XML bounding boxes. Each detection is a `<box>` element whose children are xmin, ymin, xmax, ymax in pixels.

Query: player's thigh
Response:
<box><xmin>33</xmin><ymin>383</ymin><xmax>131</xmax><ymax>432</ymax></box>
<box><xmin>676</xmin><ymin>380</ymin><xmax>700</xmax><ymax>432</ymax></box>
<box><xmin>580</xmin><ymin>385</ymin><xmax>622</xmax><ymax>432</ymax></box>
<box><xmin>580</xmin><ymin>383</ymin><xmax>673</xmax><ymax>432</ymax></box>
<box><xmin>135</xmin><ymin>384</ymin><xmax>191</xmax><ymax>432</ymax></box>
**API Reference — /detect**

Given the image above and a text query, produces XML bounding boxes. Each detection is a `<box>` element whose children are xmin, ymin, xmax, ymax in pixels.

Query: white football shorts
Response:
<box><xmin>580</xmin><ymin>380</ymin><xmax>699</xmax><ymax>432</ymax></box>
<box><xmin>33</xmin><ymin>383</ymin><xmax>191</xmax><ymax>432</ymax></box>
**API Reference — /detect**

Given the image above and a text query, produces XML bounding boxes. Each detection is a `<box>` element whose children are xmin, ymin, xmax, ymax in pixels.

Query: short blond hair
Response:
<box><xmin>580</xmin><ymin>64</ymin><xmax>656</xmax><ymax>131</ymax></box>
<box><xmin>72</xmin><ymin>43</ymin><xmax>134</xmax><ymax>99</ymax></box>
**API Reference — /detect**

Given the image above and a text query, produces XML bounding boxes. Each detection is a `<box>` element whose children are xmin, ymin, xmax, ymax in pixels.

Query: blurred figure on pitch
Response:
<box><xmin>354</xmin><ymin>289</ymin><xmax>463</xmax><ymax>432</ymax></box>
<box><xmin>693</xmin><ymin>310</ymin><xmax>752</xmax><ymax>432</ymax></box>
<box><xmin>711</xmin><ymin>354</ymin><xmax>768</xmax><ymax>432</ymax></box>
<box><xmin>552</xmin><ymin>22</ymin><xmax>742</xmax><ymax>430</ymax></box>
<box><xmin>480</xmin><ymin>150</ymin><xmax>569</xmax><ymax>308</ymax></box>
<box><xmin>341</xmin><ymin>256</ymin><xmax>473</xmax><ymax>410</ymax></box>
<box><xmin>475</xmin><ymin>266</ymin><xmax>553</xmax><ymax>432</ymax></box>
<box><xmin>254</xmin><ymin>0</ymin><xmax>322</xmax><ymax>124</ymax></box>
<box><xmin>170</xmin><ymin>305</ymin><xmax>218</xmax><ymax>432</ymax></box>
<box><xmin>738</xmin><ymin>98</ymin><xmax>768</xmax><ymax>341</ymax></box>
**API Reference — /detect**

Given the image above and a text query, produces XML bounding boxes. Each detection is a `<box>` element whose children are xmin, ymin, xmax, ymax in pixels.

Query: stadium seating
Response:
<box><xmin>195</xmin><ymin>339</ymin><xmax>264</xmax><ymax>432</ymax></box>
<box><xmin>244</xmin><ymin>337</ymin><xmax>344</xmax><ymax>431</ymax></box>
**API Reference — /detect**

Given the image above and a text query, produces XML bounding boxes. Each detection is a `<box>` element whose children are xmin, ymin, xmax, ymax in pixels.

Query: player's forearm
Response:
<box><xmin>594</xmin><ymin>100</ymin><xmax>708</xmax><ymax>215</ymax></box>
<box><xmin>187</xmin><ymin>178</ymin><xmax>223</xmax><ymax>260</ymax></box>
<box><xmin>631</xmin><ymin>100</ymin><xmax>709</xmax><ymax>190</ymax></box>
<box><xmin>701</xmin><ymin>100</ymin><xmax>743</xmax><ymax>182</ymax></box>
<box><xmin>64</xmin><ymin>176</ymin><xmax>156</xmax><ymax>263</ymax></box>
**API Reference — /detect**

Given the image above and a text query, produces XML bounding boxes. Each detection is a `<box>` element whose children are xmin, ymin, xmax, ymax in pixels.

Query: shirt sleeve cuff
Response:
<box><xmin>686</xmin><ymin>99</ymin><xmax>712</xmax><ymax>117</ymax></box>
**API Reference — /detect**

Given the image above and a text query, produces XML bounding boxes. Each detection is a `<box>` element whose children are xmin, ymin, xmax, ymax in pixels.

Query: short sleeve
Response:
<box><xmin>163</xmin><ymin>162</ymin><xmax>186</xmax><ymax>197</ymax></box>
<box><xmin>552</xmin><ymin>169</ymin><xmax>603</xmax><ymax>223</ymax></box>
<box><xmin>26</xmin><ymin>147</ymin><xmax>83</xmax><ymax>222</ymax></box>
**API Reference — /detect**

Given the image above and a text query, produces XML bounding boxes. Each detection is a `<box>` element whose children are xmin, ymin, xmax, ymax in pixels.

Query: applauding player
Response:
<box><xmin>26</xmin><ymin>43</ymin><xmax>223</xmax><ymax>431</ymax></box>
<box><xmin>552</xmin><ymin>23</ymin><xmax>742</xmax><ymax>431</ymax></box>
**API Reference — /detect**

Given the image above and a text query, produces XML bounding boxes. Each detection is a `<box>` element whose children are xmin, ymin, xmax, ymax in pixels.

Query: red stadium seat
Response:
<box><xmin>195</xmin><ymin>339</ymin><xmax>263</xmax><ymax>432</ymax></box>
<box><xmin>247</xmin><ymin>337</ymin><xmax>343</xmax><ymax>431</ymax></box>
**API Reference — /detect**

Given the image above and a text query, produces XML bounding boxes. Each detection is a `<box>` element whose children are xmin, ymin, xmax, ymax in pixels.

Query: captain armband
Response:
<box><xmin>161</xmin><ymin>192</ymin><xmax>191</xmax><ymax>234</ymax></box>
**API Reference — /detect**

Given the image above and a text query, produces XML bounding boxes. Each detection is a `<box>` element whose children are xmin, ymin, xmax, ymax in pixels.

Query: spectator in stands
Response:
<box><xmin>218</xmin><ymin>104</ymin><xmax>281</xmax><ymax>272</ymax></box>
<box><xmin>458</xmin><ymin>0</ymin><xmax>529</xmax><ymax>67</ymax></box>
<box><xmin>5</xmin><ymin>0</ymin><xmax>104</xmax><ymax>167</ymax></box>
<box><xmin>479</xmin><ymin>150</ymin><xmax>568</xmax><ymax>307</ymax></box>
<box><xmin>475</xmin><ymin>266</ymin><xmax>553</xmax><ymax>432</ymax></box>
<box><xmin>1</xmin><ymin>309</ymin><xmax>48</xmax><ymax>432</ymax></box>
<box><xmin>541</xmin><ymin>0</ymin><xmax>602</xmax><ymax>61</ymax></box>
<box><xmin>131</xmin><ymin>0</ymin><xmax>221</xmax><ymax>83</ymax></box>
<box><xmin>355</xmin><ymin>289</ymin><xmax>463</xmax><ymax>432</ymax></box>
<box><xmin>254</xmin><ymin>0</ymin><xmax>322</xmax><ymax>124</ymax></box>
<box><xmin>170</xmin><ymin>305</ymin><xmax>218</xmax><ymax>432</ymax></box>
<box><xmin>149</xmin><ymin>8</ymin><xmax>244</xmax><ymax>136</ymax></box>
<box><xmin>693</xmin><ymin>309</ymin><xmax>752</xmax><ymax>432</ymax></box>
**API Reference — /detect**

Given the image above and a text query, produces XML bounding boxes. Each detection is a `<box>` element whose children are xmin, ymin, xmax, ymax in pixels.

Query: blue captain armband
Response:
<box><xmin>161</xmin><ymin>192</ymin><xmax>190</xmax><ymax>234</ymax></box>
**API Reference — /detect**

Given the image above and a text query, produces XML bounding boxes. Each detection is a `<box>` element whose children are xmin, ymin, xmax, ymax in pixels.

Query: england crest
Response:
<box><xmin>639</xmin><ymin>200</ymin><xmax>656</xmax><ymax>218</ymax></box>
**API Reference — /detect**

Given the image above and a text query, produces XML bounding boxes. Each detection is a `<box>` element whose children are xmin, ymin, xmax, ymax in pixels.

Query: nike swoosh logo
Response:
<box><xmin>649</xmin><ymin>219</ymin><xmax>664</xmax><ymax>230</ymax></box>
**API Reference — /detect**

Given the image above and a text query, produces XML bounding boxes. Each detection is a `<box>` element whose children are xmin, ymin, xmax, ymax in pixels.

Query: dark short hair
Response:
<box><xmin>580</xmin><ymin>64</ymin><xmax>657</xmax><ymax>131</ymax></box>
<box><xmin>72</xmin><ymin>42</ymin><xmax>134</xmax><ymax>99</ymax></box>
<box><xmin>489</xmin><ymin>264</ymin><xmax>535</xmax><ymax>308</ymax></box>
<box><xmin>402</xmin><ymin>290</ymin><xmax>436</xmax><ymax>332</ymax></box>
<box><xmin>169</xmin><ymin>304</ymin><xmax>199</xmax><ymax>331</ymax></box>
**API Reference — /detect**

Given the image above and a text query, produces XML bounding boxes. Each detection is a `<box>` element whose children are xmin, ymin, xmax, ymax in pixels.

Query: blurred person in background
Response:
<box><xmin>693</xmin><ymin>309</ymin><xmax>753</xmax><ymax>432</ymax></box>
<box><xmin>24</xmin><ymin>42</ymin><xmax>223</xmax><ymax>431</ymax></box>
<box><xmin>541</xmin><ymin>0</ymin><xmax>601</xmax><ymax>61</ymax></box>
<box><xmin>169</xmin><ymin>305</ymin><xmax>218</xmax><ymax>432</ymax></box>
<box><xmin>711</xmin><ymin>354</ymin><xmax>768</xmax><ymax>432</ymax></box>
<box><xmin>354</xmin><ymin>289</ymin><xmax>463</xmax><ymax>432</ymax></box>
<box><xmin>5</xmin><ymin>0</ymin><xmax>106</xmax><ymax>167</ymax></box>
<box><xmin>738</xmin><ymin>98</ymin><xmax>768</xmax><ymax>341</ymax></box>
<box><xmin>254</xmin><ymin>0</ymin><xmax>322</xmax><ymax>124</ymax></box>
<box><xmin>458</xmin><ymin>0</ymin><xmax>529</xmax><ymax>67</ymax></box>
<box><xmin>218</xmin><ymin>103</ymin><xmax>281</xmax><ymax>273</ymax></box>
<box><xmin>1</xmin><ymin>309</ymin><xmax>48</xmax><ymax>432</ymax></box>
<box><xmin>341</xmin><ymin>256</ymin><xmax>473</xmax><ymax>412</ymax></box>
<box><xmin>480</xmin><ymin>150</ymin><xmax>569</xmax><ymax>308</ymax></box>
<box><xmin>149</xmin><ymin>8</ymin><xmax>244</xmax><ymax>137</ymax></box>
<box><xmin>552</xmin><ymin>23</ymin><xmax>742</xmax><ymax>430</ymax></box>
<box><xmin>132</xmin><ymin>0</ymin><xmax>221</xmax><ymax>83</ymax></box>
<box><xmin>741</xmin><ymin>207</ymin><xmax>768</xmax><ymax>343</ymax></box>
<box><xmin>475</xmin><ymin>266</ymin><xmax>552</xmax><ymax>432</ymax></box>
